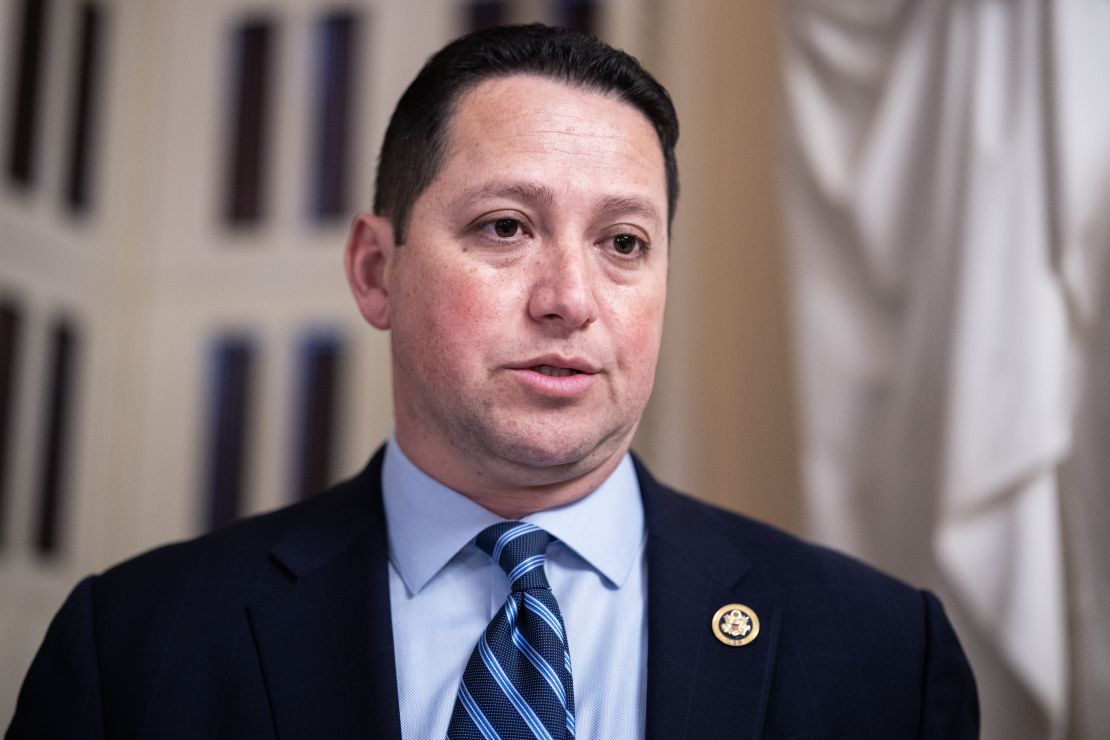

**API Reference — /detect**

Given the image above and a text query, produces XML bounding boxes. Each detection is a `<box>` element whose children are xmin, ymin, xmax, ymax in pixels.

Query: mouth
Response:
<box><xmin>532</xmin><ymin>364</ymin><xmax>582</xmax><ymax>377</ymax></box>
<box><xmin>508</xmin><ymin>357</ymin><xmax>599</xmax><ymax>397</ymax></box>
<box><xmin>513</xmin><ymin>355</ymin><xmax>600</xmax><ymax>375</ymax></box>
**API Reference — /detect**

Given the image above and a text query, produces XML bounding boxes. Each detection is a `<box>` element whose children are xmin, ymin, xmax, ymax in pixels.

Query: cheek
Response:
<box><xmin>449</xmin><ymin>277</ymin><xmax>500</xmax><ymax>326</ymax></box>
<box><xmin>613</xmin><ymin>289</ymin><xmax>666</xmax><ymax>385</ymax></box>
<box><xmin>401</xmin><ymin>265</ymin><xmax>516</xmax><ymax>363</ymax></box>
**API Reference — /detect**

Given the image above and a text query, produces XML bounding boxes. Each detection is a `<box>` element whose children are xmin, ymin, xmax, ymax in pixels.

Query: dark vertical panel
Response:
<box><xmin>556</xmin><ymin>0</ymin><xmax>597</xmax><ymax>35</ymax></box>
<box><xmin>65</xmin><ymin>2</ymin><xmax>105</xmax><ymax>212</ymax></box>
<box><xmin>204</xmin><ymin>338</ymin><xmax>254</xmax><ymax>530</ymax></box>
<box><xmin>34</xmin><ymin>319</ymin><xmax>78</xmax><ymax>556</ymax></box>
<box><xmin>223</xmin><ymin>20</ymin><xmax>274</xmax><ymax>226</ymax></box>
<box><xmin>466</xmin><ymin>1</ymin><xmax>507</xmax><ymax>32</ymax></box>
<box><xmin>294</xmin><ymin>336</ymin><xmax>343</xmax><ymax>499</ymax></box>
<box><xmin>0</xmin><ymin>303</ymin><xmax>22</xmax><ymax>548</ymax></box>
<box><xmin>6</xmin><ymin>0</ymin><xmax>49</xmax><ymax>185</ymax></box>
<box><xmin>310</xmin><ymin>12</ymin><xmax>358</xmax><ymax>221</ymax></box>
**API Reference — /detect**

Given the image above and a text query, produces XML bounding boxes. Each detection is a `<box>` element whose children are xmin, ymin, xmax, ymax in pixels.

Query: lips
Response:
<box><xmin>512</xmin><ymin>355</ymin><xmax>600</xmax><ymax>375</ymax></box>
<box><xmin>508</xmin><ymin>356</ymin><xmax>599</xmax><ymax>398</ymax></box>
<box><xmin>533</xmin><ymin>364</ymin><xmax>580</xmax><ymax>377</ymax></box>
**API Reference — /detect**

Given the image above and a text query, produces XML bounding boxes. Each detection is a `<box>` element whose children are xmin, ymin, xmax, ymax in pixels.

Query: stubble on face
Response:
<box><xmin>385</xmin><ymin>74</ymin><xmax>669</xmax><ymax>512</ymax></box>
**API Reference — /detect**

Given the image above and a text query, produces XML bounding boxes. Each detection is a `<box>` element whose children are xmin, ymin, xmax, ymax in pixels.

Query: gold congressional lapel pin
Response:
<box><xmin>711</xmin><ymin>603</ymin><xmax>760</xmax><ymax>647</ymax></box>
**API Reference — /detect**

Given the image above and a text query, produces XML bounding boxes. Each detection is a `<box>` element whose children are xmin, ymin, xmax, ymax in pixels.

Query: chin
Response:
<box><xmin>482</xmin><ymin>423</ymin><xmax>631</xmax><ymax>477</ymax></box>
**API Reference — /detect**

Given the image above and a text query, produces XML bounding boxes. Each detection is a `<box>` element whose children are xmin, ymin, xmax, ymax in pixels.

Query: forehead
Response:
<box><xmin>428</xmin><ymin>74</ymin><xmax>667</xmax><ymax>220</ymax></box>
<box><xmin>447</xmin><ymin>74</ymin><xmax>662</xmax><ymax>157</ymax></box>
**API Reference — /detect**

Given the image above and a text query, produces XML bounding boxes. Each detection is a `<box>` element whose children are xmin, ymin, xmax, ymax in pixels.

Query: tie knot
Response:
<box><xmin>475</xmin><ymin>522</ymin><xmax>554</xmax><ymax>592</ymax></box>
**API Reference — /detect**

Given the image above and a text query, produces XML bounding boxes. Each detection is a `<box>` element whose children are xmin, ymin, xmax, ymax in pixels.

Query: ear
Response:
<box><xmin>344</xmin><ymin>212</ymin><xmax>395</xmax><ymax>330</ymax></box>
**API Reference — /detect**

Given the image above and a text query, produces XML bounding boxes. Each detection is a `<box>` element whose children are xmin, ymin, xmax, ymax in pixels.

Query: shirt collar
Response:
<box><xmin>381</xmin><ymin>434</ymin><xmax>644</xmax><ymax>596</ymax></box>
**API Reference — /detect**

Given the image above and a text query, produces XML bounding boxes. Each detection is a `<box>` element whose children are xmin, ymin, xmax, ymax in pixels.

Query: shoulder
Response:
<box><xmin>90</xmin><ymin>451</ymin><xmax>385</xmax><ymax>626</ymax></box>
<box><xmin>635</xmin><ymin>460</ymin><xmax>979</xmax><ymax>736</ymax></box>
<box><xmin>9</xmin><ymin>454</ymin><xmax>390</xmax><ymax>737</ymax></box>
<box><xmin>637</xmin><ymin>459</ymin><xmax>953</xmax><ymax>672</ymax></box>
<box><xmin>637</xmin><ymin>459</ymin><xmax>914</xmax><ymax>598</ymax></box>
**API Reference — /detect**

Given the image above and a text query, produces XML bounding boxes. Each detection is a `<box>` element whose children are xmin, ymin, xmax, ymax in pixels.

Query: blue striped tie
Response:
<box><xmin>448</xmin><ymin>522</ymin><xmax>576</xmax><ymax>740</ymax></box>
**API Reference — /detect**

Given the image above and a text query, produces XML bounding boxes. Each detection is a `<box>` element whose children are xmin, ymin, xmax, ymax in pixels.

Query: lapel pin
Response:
<box><xmin>711</xmin><ymin>603</ymin><xmax>760</xmax><ymax>647</ymax></box>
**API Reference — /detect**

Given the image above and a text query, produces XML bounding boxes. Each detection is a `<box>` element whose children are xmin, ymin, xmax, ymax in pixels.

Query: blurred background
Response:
<box><xmin>1</xmin><ymin>0</ymin><xmax>1107</xmax><ymax>737</ymax></box>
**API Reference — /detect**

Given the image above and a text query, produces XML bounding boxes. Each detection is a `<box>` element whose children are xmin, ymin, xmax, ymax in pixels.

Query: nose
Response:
<box><xmin>527</xmin><ymin>245</ymin><xmax>599</xmax><ymax>331</ymax></box>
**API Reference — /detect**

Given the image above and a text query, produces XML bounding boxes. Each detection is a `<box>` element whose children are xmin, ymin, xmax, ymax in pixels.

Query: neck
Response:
<box><xmin>392</xmin><ymin>428</ymin><xmax>632</xmax><ymax>519</ymax></box>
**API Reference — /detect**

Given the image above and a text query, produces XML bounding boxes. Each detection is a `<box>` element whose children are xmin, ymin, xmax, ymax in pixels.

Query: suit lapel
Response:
<box><xmin>247</xmin><ymin>449</ymin><xmax>402</xmax><ymax>740</ymax></box>
<box><xmin>242</xmin><ymin>449</ymin><xmax>779</xmax><ymax>739</ymax></box>
<box><xmin>638</xmin><ymin>459</ymin><xmax>780</xmax><ymax>740</ymax></box>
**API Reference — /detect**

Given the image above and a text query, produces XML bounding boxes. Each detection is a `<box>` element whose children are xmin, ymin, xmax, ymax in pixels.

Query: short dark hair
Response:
<box><xmin>373</xmin><ymin>23</ymin><xmax>679</xmax><ymax>244</ymax></box>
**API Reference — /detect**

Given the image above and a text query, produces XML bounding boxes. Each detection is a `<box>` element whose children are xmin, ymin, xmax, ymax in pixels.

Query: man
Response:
<box><xmin>9</xmin><ymin>24</ymin><xmax>978</xmax><ymax>739</ymax></box>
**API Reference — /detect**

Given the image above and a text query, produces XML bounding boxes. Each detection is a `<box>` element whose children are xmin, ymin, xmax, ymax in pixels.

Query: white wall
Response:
<box><xmin>0</xmin><ymin>0</ymin><xmax>799</xmax><ymax>724</ymax></box>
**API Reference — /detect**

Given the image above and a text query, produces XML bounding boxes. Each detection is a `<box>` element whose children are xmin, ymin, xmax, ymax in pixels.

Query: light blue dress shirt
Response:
<box><xmin>382</xmin><ymin>437</ymin><xmax>648</xmax><ymax>739</ymax></box>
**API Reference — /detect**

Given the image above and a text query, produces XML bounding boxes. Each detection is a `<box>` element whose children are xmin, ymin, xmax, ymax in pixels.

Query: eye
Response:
<box><xmin>613</xmin><ymin>233</ymin><xmax>639</xmax><ymax>255</ymax></box>
<box><xmin>492</xmin><ymin>218</ymin><xmax>520</xmax><ymax>238</ymax></box>
<box><xmin>471</xmin><ymin>214</ymin><xmax>531</xmax><ymax>249</ymax></box>
<box><xmin>607</xmin><ymin>233</ymin><xmax>647</xmax><ymax>258</ymax></box>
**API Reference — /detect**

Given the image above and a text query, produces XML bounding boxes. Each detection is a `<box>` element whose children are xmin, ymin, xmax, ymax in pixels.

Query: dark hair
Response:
<box><xmin>373</xmin><ymin>23</ymin><xmax>679</xmax><ymax>244</ymax></box>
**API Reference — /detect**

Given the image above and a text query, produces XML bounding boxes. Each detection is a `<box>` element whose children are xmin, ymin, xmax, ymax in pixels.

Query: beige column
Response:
<box><xmin>629</xmin><ymin>1</ymin><xmax>801</xmax><ymax>532</ymax></box>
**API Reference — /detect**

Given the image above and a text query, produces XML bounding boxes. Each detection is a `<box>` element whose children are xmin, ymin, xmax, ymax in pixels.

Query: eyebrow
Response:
<box><xmin>458</xmin><ymin>182</ymin><xmax>555</xmax><ymax>209</ymax></box>
<box><xmin>594</xmin><ymin>195</ymin><xmax>663</xmax><ymax>229</ymax></box>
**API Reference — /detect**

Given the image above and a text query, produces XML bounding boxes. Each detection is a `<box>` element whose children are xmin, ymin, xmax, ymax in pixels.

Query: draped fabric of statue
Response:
<box><xmin>779</xmin><ymin>1</ymin><xmax>1110</xmax><ymax>738</ymax></box>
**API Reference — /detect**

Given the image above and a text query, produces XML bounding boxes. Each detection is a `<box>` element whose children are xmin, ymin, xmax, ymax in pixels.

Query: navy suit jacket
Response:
<box><xmin>9</xmin><ymin>448</ymin><xmax>978</xmax><ymax>738</ymax></box>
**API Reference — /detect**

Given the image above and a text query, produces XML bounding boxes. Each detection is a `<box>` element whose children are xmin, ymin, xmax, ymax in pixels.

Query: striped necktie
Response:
<box><xmin>448</xmin><ymin>521</ymin><xmax>576</xmax><ymax>740</ymax></box>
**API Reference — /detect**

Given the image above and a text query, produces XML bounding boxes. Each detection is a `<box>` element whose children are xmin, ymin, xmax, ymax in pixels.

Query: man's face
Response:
<box><xmin>382</xmin><ymin>74</ymin><xmax>668</xmax><ymax>490</ymax></box>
